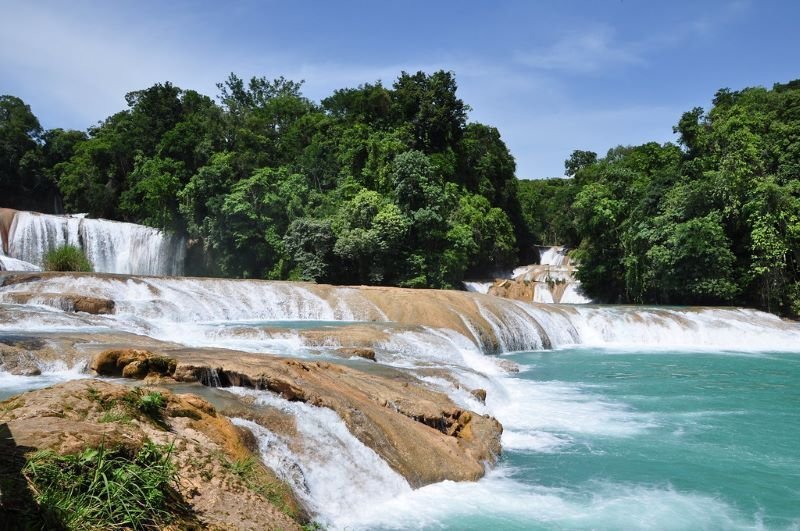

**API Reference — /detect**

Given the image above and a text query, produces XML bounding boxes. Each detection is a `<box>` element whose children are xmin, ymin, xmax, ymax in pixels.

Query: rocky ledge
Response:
<box><xmin>91</xmin><ymin>347</ymin><xmax>503</xmax><ymax>487</ymax></box>
<box><xmin>0</xmin><ymin>379</ymin><xmax>304</xmax><ymax>530</ymax></box>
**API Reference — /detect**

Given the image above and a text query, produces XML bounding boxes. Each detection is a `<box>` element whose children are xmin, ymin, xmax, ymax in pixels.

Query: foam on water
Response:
<box><xmin>5</xmin><ymin>275</ymin><xmax>800</xmax><ymax>356</ymax></box>
<box><xmin>0</xmin><ymin>359</ymin><xmax>89</xmax><ymax>400</ymax></box>
<box><xmin>0</xmin><ymin>255</ymin><xmax>41</xmax><ymax>271</ymax></box>
<box><xmin>463</xmin><ymin>281</ymin><xmax>492</xmax><ymax>294</ymax></box>
<box><xmin>330</xmin><ymin>465</ymin><xmax>762</xmax><ymax>531</ymax></box>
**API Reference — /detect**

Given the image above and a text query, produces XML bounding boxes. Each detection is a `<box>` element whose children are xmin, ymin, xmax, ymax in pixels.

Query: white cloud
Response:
<box><xmin>514</xmin><ymin>26</ymin><xmax>644</xmax><ymax>74</ymax></box>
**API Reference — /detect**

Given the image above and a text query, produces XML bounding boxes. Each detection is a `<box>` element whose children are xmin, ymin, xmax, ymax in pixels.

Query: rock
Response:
<box><xmin>72</xmin><ymin>295</ymin><xmax>115</xmax><ymax>315</ymax></box>
<box><xmin>470</xmin><ymin>388</ymin><xmax>487</xmax><ymax>403</ymax></box>
<box><xmin>2</xmin><ymin>291</ymin><xmax>115</xmax><ymax>315</ymax></box>
<box><xmin>0</xmin><ymin>380</ymin><xmax>304</xmax><ymax>530</ymax></box>
<box><xmin>90</xmin><ymin>349</ymin><xmax>176</xmax><ymax>379</ymax></box>
<box><xmin>161</xmin><ymin>349</ymin><xmax>503</xmax><ymax>487</ymax></box>
<box><xmin>335</xmin><ymin>347</ymin><xmax>377</xmax><ymax>361</ymax></box>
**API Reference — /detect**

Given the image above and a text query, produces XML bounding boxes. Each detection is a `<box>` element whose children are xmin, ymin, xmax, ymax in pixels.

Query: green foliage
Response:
<box><xmin>23</xmin><ymin>441</ymin><xmax>177</xmax><ymax>530</ymax></box>
<box><xmin>43</xmin><ymin>245</ymin><xmax>93</xmax><ymax>272</ymax></box>
<box><xmin>124</xmin><ymin>389</ymin><xmax>166</xmax><ymax>419</ymax></box>
<box><xmin>3</xmin><ymin>69</ymin><xmax>528</xmax><ymax>288</ymax></box>
<box><xmin>517</xmin><ymin>79</ymin><xmax>800</xmax><ymax>316</ymax></box>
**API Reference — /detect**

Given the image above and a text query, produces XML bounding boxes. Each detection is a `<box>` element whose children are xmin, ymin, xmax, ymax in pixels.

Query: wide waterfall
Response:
<box><xmin>0</xmin><ymin>209</ymin><xmax>185</xmax><ymax>275</ymax></box>
<box><xmin>2</xmin><ymin>273</ymin><xmax>799</xmax><ymax>530</ymax></box>
<box><xmin>2</xmin><ymin>274</ymin><xmax>799</xmax><ymax>353</ymax></box>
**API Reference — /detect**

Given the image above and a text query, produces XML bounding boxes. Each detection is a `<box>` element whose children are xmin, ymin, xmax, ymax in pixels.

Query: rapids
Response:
<box><xmin>1</xmin><ymin>272</ymin><xmax>799</xmax><ymax>529</ymax></box>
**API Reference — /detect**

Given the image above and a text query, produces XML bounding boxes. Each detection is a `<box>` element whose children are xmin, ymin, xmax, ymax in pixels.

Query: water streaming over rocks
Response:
<box><xmin>1</xmin><ymin>272</ymin><xmax>799</xmax><ymax>529</ymax></box>
<box><xmin>465</xmin><ymin>246</ymin><xmax>592</xmax><ymax>304</ymax></box>
<box><xmin>0</xmin><ymin>209</ymin><xmax>185</xmax><ymax>275</ymax></box>
<box><xmin>230</xmin><ymin>390</ymin><xmax>412</xmax><ymax>528</ymax></box>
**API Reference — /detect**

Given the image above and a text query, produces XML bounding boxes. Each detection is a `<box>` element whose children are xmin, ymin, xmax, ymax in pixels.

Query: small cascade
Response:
<box><xmin>4</xmin><ymin>274</ymin><xmax>800</xmax><ymax>354</ymax></box>
<box><xmin>201</xmin><ymin>367</ymin><xmax>222</xmax><ymax>387</ymax></box>
<box><xmin>3</xmin><ymin>210</ymin><xmax>185</xmax><ymax>275</ymax></box>
<box><xmin>465</xmin><ymin>246</ymin><xmax>591</xmax><ymax>304</ymax></box>
<box><xmin>463</xmin><ymin>281</ymin><xmax>493</xmax><ymax>294</ymax></box>
<box><xmin>537</xmin><ymin>246</ymin><xmax>569</xmax><ymax>266</ymax></box>
<box><xmin>487</xmin><ymin>246</ymin><xmax>591</xmax><ymax>304</ymax></box>
<box><xmin>229</xmin><ymin>390</ymin><xmax>411</xmax><ymax>528</ymax></box>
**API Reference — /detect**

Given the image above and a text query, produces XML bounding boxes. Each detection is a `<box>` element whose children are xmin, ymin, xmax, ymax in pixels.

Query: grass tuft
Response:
<box><xmin>23</xmin><ymin>441</ymin><xmax>177</xmax><ymax>530</ymax></box>
<box><xmin>43</xmin><ymin>244</ymin><xmax>93</xmax><ymax>272</ymax></box>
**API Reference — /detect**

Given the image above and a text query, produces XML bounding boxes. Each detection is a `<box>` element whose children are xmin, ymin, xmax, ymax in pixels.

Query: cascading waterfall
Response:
<box><xmin>2</xmin><ymin>275</ymin><xmax>800</xmax><ymax>353</ymax></box>
<box><xmin>537</xmin><ymin>245</ymin><xmax>569</xmax><ymax>266</ymax></box>
<box><xmin>2</xmin><ymin>274</ymin><xmax>799</xmax><ymax>529</ymax></box>
<box><xmin>229</xmin><ymin>389</ymin><xmax>411</xmax><ymax>528</ymax></box>
<box><xmin>3</xmin><ymin>210</ymin><xmax>185</xmax><ymax>275</ymax></box>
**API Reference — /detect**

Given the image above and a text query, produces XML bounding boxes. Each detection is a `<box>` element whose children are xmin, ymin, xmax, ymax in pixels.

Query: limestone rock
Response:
<box><xmin>165</xmin><ymin>350</ymin><xmax>503</xmax><ymax>487</ymax></box>
<box><xmin>90</xmin><ymin>349</ymin><xmax>176</xmax><ymax>379</ymax></box>
<box><xmin>470</xmin><ymin>388</ymin><xmax>487</xmax><ymax>403</ymax></box>
<box><xmin>0</xmin><ymin>380</ymin><xmax>303</xmax><ymax>530</ymax></box>
<box><xmin>335</xmin><ymin>347</ymin><xmax>377</xmax><ymax>361</ymax></box>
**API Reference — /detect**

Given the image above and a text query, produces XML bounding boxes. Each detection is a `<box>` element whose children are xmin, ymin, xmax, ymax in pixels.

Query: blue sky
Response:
<box><xmin>1</xmin><ymin>0</ymin><xmax>798</xmax><ymax>178</ymax></box>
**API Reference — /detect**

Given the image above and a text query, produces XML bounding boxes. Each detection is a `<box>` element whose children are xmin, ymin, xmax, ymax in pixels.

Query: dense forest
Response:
<box><xmin>0</xmin><ymin>71</ymin><xmax>529</xmax><ymax>287</ymax></box>
<box><xmin>521</xmin><ymin>79</ymin><xmax>800</xmax><ymax>317</ymax></box>
<box><xmin>2</xmin><ymin>74</ymin><xmax>799</xmax><ymax>316</ymax></box>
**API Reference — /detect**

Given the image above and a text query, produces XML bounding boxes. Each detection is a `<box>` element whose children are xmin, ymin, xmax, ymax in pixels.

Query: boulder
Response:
<box><xmin>90</xmin><ymin>349</ymin><xmax>176</xmax><ymax>379</ymax></box>
<box><xmin>470</xmin><ymin>388</ymin><xmax>487</xmax><ymax>403</ymax></box>
<box><xmin>335</xmin><ymin>347</ymin><xmax>377</xmax><ymax>361</ymax></box>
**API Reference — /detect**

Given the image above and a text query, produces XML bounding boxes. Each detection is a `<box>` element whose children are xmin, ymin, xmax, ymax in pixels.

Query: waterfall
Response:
<box><xmin>3</xmin><ymin>274</ymin><xmax>800</xmax><ymax>353</ymax></box>
<box><xmin>230</xmin><ymin>390</ymin><xmax>411</xmax><ymax>528</ymax></box>
<box><xmin>3</xmin><ymin>210</ymin><xmax>185</xmax><ymax>275</ymax></box>
<box><xmin>537</xmin><ymin>245</ymin><xmax>569</xmax><ymax>266</ymax></box>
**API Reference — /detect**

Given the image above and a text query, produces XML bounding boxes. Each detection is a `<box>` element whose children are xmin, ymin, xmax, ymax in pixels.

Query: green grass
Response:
<box><xmin>87</xmin><ymin>387</ymin><xmax>167</xmax><ymax>427</ymax></box>
<box><xmin>43</xmin><ymin>244</ymin><xmax>93</xmax><ymax>272</ymax></box>
<box><xmin>23</xmin><ymin>441</ymin><xmax>177</xmax><ymax>530</ymax></box>
<box><xmin>223</xmin><ymin>454</ymin><xmax>297</xmax><ymax>518</ymax></box>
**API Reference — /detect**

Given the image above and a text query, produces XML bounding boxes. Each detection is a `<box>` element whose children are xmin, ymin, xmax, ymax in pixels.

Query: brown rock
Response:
<box><xmin>72</xmin><ymin>295</ymin><xmax>115</xmax><ymax>314</ymax></box>
<box><xmin>90</xmin><ymin>349</ymin><xmax>176</xmax><ymax>379</ymax></box>
<box><xmin>470</xmin><ymin>388</ymin><xmax>487</xmax><ymax>403</ymax></box>
<box><xmin>335</xmin><ymin>347</ymin><xmax>377</xmax><ymax>361</ymax></box>
<box><xmin>0</xmin><ymin>380</ymin><xmax>304</xmax><ymax>530</ymax></box>
<box><xmin>163</xmin><ymin>350</ymin><xmax>503</xmax><ymax>487</ymax></box>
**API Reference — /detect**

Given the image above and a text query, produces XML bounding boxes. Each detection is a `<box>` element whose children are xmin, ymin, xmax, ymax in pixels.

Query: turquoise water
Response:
<box><xmin>349</xmin><ymin>347</ymin><xmax>800</xmax><ymax>530</ymax></box>
<box><xmin>499</xmin><ymin>348</ymin><xmax>800</xmax><ymax>529</ymax></box>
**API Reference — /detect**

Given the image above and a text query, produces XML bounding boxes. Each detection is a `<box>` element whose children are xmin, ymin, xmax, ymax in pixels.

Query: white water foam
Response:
<box><xmin>228</xmin><ymin>389</ymin><xmax>410</xmax><ymax>527</ymax></box>
<box><xmin>0</xmin><ymin>359</ymin><xmax>89</xmax><ymax>399</ymax></box>
<box><xmin>463</xmin><ymin>281</ymin><xmax>493</xmax><ymax>294</ymax></box>
<box><xmin>5</xmin><ymin>211</ymin><xmax>185</xmax><ymax>275</ymax></box>
<box><xmin>4</xmin><ymin>275</ymin><xmax>800</xmax><ymax>354</ymax></box>
<box><xmin>335</xmin><ymin>466</ymin><xmax>763</xmax><ymax>531</ymax></box>
<box><xmin>0</xmin><ymin>255</ymin><xmax>41</xmax><ymax>271</ymax></box>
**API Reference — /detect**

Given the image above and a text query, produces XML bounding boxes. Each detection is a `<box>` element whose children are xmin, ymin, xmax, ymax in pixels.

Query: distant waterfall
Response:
<box><xmin>469</xmin><ymin>246</ymin><xmax>591</xmax><ymax>304</ymax></box>
<box><xmin>3</xmin><ymin>210</ymin><xmax>185</xmax><ymax>275</ymax></box>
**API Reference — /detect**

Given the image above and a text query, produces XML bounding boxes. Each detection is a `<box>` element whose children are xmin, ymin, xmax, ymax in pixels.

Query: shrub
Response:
<box><xmin>43</xmin><ymin>245</ymin><xmax>93</xmax><ymax>272</ymax></box>
<box><xmin>23</xmin><ymin>441</ymin><xmax>176</xmax><ymax>530</ymax></box>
